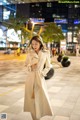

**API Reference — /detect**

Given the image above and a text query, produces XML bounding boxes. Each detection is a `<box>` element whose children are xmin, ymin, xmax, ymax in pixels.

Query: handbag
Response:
<box><xmin>45</xmin><ymin>67</ymin><xmax>54</xmax><ymax>80</ymax></box>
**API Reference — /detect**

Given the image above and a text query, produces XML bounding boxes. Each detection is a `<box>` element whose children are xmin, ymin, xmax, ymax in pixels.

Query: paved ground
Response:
<box><xmin>0</xmin><ymin>54</ymin><xmax>80</xmax><ymax>120</ymax></box>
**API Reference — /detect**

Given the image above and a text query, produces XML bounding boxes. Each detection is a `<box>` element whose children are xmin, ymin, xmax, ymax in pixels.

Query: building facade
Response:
<box><xmin>17</xmin><ymin>2</ymin><xmax>80</xmax><ymax>51</ymax></box>
<box><xmin>0</xmin><ymin>4</ymin><xmax>21</xmax><ymax>49</ymax></box>
<box><xmin>0</xmin><ymin>2</ymin><xmax>80</xmax><ymax>51</ymax></box>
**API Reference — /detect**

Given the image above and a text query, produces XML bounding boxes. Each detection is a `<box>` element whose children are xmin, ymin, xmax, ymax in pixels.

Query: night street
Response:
<box><xmin>0</xmin><ymin>55</ymin><xmax>80</xmax><ymax>120</ymax></box>
<box><xmin>0</xmin><ymin>0</ymin><xmax>80</xmax><ymax>120</ymax></box>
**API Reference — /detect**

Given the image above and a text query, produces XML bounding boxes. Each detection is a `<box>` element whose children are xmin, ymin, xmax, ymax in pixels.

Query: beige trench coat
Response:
<box><xmin>24</xmin><ymin>49</ymin><xmax>53</xmax><ymax>120</ymax></box>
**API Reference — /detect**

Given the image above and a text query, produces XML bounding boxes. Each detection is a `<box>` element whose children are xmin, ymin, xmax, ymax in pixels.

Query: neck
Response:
<box><xmin>36</xmin><ymin>51</ymin><xmax>39</xmax><ymax>54</ymax></box>
<box><xmin>35</xmin><ymin>49</ymin><xmax>40</xmax><ymax>54</ymax></box>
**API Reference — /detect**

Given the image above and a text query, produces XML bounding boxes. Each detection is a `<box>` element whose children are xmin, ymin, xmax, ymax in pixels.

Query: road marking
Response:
<box><xmin>0</xmin><ymin>85</ymin><xmax>24</xmax><ymax>96</ymax></box>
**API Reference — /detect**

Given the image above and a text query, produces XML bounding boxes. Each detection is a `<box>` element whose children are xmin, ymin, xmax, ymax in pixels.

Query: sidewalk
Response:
<box><xmin>0</xmin><ymin>53</ymin><xmax>27</xmax><ymax>61</ymax></box>
<box><xmin>0</xmin><ymin>56</ymin><xmax>80</xmax><ymax>120</ymax></box>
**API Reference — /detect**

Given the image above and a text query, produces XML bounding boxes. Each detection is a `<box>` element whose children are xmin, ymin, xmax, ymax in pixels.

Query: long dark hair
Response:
<box><xmin>29</xmin><ymin>35</ymin><xmax>44</xmax><ymax>50</ymax></box>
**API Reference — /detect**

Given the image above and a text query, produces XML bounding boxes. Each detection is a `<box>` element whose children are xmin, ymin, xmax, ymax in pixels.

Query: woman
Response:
<box><xmin>24</xmin><ymin>35</ymin><xmax>53</xmax><ymax>120</ymax></box>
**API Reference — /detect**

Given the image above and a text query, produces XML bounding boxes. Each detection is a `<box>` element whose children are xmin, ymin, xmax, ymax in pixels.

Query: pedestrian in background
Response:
<box><xmin>24</xmin><ymin>35</ymin><xmax>53</xmax><ymax>120</ymax></box>
<box><xmin>76</xmin><ymin>44</ymin><xmax>79</xmax><ymax>57</ymax></box>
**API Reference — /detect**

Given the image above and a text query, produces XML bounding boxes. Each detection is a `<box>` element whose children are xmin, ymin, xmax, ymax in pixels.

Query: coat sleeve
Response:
<box><xmin>41</xmin><ymin>51</ymin><xmax>51</xmax><ymax>77</ymax></box>
<box><xmin>25</xmin><ymin>53</ymin><xmax>31</xmax><ymax>72</ymax></box>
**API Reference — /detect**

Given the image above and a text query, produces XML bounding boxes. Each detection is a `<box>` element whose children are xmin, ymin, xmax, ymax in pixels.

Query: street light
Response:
<box><xmin>28</xmin><ymin>21</ymin><xmax>35</xmax><ymax>39</ymax></box>
<box><xmin>31</xmin><ymin>21</ymin><xmax>35</xmax><ymax>38</ymax></box>
<box><xmin>28</xmin><ymin>20</ymin><xmax>33</xmax><ymax>30</ymax></box>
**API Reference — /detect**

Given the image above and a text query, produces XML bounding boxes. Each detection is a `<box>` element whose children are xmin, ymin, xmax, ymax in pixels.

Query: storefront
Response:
<box><xmin>0</xmin><ymin>27</ymin><xmax>21</xmax><ymax>50</ymax></box>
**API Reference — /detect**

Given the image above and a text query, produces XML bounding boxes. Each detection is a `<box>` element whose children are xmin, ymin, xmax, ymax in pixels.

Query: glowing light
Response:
<box><xmin>0</xmin><ymin>29</ymin><xmax>3</xmax><ymax>37</ymax></box>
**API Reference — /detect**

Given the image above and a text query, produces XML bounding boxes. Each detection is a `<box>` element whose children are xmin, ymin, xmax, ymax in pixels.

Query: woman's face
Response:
<box><xmin>31</xmin><ymin>40</ymin><xmax>41</xmax><ymax>52</ymax></box>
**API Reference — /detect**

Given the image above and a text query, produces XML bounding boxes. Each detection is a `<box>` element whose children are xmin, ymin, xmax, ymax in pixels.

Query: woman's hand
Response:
<box><xmin>31</xmin><ymin>64</ymin><xmax>37</xmax><ymax>71</ymax></box>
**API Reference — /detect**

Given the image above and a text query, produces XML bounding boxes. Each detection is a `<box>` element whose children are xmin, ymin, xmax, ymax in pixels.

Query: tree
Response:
<box><xmin>41</xmin><ymin>22</ymin><xmax>64</xmax><ymax>43</ymax></box>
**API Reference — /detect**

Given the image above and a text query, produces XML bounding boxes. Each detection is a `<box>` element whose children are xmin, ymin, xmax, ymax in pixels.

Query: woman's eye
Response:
<box><xmin>32</xmin><ymin>44</ymin><xmax>35</xmax><ymax>46</ymax></box>
<box><xmin>33</xmin><ymin>44</ymin><xmax>37</xmax><ymax>46</ymax></box>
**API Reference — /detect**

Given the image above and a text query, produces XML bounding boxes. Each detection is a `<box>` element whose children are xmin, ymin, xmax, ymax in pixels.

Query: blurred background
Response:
<box><xmin>0</xmin><ymin>0</ymin><xmax>80</xmax><ymax>55</ymax></box>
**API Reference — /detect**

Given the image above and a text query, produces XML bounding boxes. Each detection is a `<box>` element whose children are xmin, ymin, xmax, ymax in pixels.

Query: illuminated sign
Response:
<box><xmin>7</xmin><ymin>29</ymin><xmax>21</xmax><ymax>42</ymax></box>
<box><xmin>3</xmin><ymin>10</ymin><xmax>10</xmax><ymax>20</ymax></box>
<box><xmin>54</xmin><ymin>19</ymin><xmax>68</xmax><ymax>24</ymax></box>
<box><xmin>55</xmin><ymin>20</ymin><xmax>68</xmax><ymax>33</ymax></box>
<box><xmin>30</xmin><ymin>18</ymin><xmax>45</xmax><ymax>23</ymax></box>
<box><xmin>3</xmin><ymin>4</ymin><xmax>16</xmax><ymax>20</ymax></box>
<box><xmin>74</xmin><ymin>20</ymin><xmax>80</xmax><ymax>24</ymax></box>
